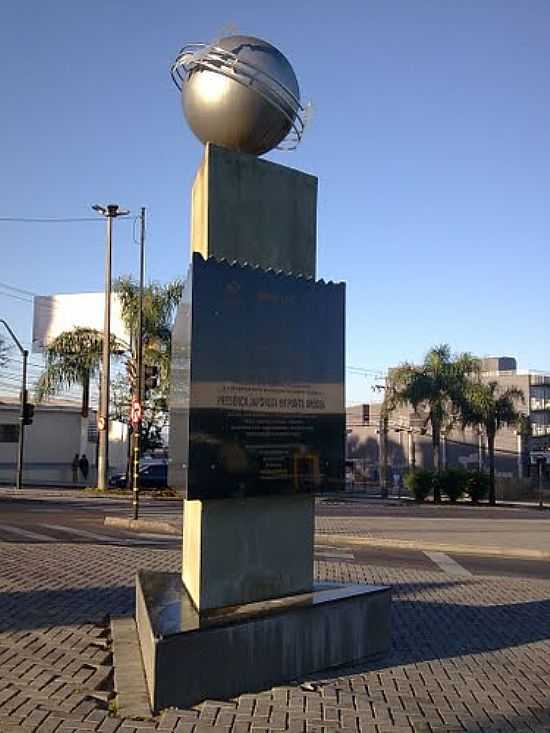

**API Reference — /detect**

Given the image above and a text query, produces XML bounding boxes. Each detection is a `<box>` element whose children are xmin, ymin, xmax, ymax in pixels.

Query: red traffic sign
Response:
<box><xmin>131</xmin><ymin>400</ymin><xmax>142</xmax><ymax>427</ymax></box>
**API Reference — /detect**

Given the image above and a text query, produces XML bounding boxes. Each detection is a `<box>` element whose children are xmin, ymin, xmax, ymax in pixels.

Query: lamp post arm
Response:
<box><xmin>0</xmin><ymin>319</ymin><xmax>25</xmax><ymax>355</ymax></box>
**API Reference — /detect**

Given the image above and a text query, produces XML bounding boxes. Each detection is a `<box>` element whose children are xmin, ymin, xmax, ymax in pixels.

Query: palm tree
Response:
<box><xmin>460</xmin><ymin>381</ymin><xmax>524</xmax><ymax>506</ymax></box>
<box><xmin>114</xmin><ymin>276</ymin><xmax>183</xmax><ymax>391</ymax></box>
<box><xmin>388</xmin><ymin>344</ymin><xmax>479</xmax><ymax>502</ymax></box>
<box><xmin>114</xmin><ymin>276</ymin><xmax>182</xmax><ymax>349</ymax></box>
<box><xmin>113</xmin><ymin>276</ymin><xmax>183</xmax><ymax>450</ymax></box>
<box><xmin>36</xmin><ymin>328</ymin><xmax>122</xmax><ymax>455</ymax></box>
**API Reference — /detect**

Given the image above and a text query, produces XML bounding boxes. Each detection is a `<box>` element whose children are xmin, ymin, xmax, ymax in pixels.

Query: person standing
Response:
<box><xmin>79</xmin><ymin>454</ymin><xmax>89</xmax><ymax>484</ymax></box>
<box><xmin>71</xmin><ymin>453</ymin><xmax>79</xmax><ymax>483</ymax></box>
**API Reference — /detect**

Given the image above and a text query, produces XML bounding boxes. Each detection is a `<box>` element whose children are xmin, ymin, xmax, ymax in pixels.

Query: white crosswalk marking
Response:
<box><xmin>315</xmin><ymin>546</ymin><xmax>354</xmax><ymax>560</ymax></box>
<box><xmin>40</xmin><ymin>524</ymin><xmax>124</xmax><ymax>543</ymax></box>
<box><xmin>39</xmin><ymin>523</ymin><xmax>176</xmax><ymax>546</ymax></box>
<box><xmin>424</xmin><ymin>551</ymin><xmax>473</xmax><ymax>577</ymax></box>
<box><xmin>0</xmin><ymin>523</ymin><xmax>56</xmax><ymax>542</ymax></box>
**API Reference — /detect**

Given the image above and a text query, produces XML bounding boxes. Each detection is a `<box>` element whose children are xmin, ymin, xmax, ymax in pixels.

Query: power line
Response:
<box><xmin>0</xmin><ymin>287</ymin><xmax>85</xmax><ymax>322</ymax></box>
<box><xmin>347</xmin><ymin>365</ymin><xmax>387</xmax><ymax>376</ymax></box>
<box><xmin>0</xmin><ymin>289</ymin><xmax>32</xmax><ymax>304</ymax></box>
<box><xmin>0</xmin><ymin>281</ymin><xmax>39</xmax><ymax>297</ymax></box>
<box><xmin>5</xmin><ymin>356</ymin><xmax>45</xmax><ymax>370</ymax></box>
<box><xmin>0</xmin><ymin>217</ymin><xmax>102</xmax><ymax>223</ymax></box>
<box><xmin>1</xmin><ymin>367</ymin><xmax>95</xmax><ymax>398</ymax></box>
<box><xmin>0</xmin><ymin>281</ymin><xmax>126</xmax><ymax>319</ymax></box>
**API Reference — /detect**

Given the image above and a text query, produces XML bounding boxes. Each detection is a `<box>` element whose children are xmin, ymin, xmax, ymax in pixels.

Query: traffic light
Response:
<box><xmin>22</xmin><ymin>402</ymin><xmax>34</xmax><ymax>426</ymax></box>
<box><xmin>144</xmin><ymin>365</ymin><xmax>159</xmax><ymax>394</ymax></box>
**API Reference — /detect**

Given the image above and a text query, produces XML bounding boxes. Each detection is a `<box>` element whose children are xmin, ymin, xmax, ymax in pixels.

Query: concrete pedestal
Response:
<box><xmin>136</xmin><ymin>570</ymin><xmax>391</xmax><ymax>712</ymax></box>
<box><xmin>182</xmin><ymin>494</ymin><xmax>314</xmax><ymax>611</ymax></box>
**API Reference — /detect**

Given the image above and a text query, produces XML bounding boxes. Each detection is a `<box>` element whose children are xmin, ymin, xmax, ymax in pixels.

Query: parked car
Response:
<box><xmin>109</xmin><ymin>462</ymin><xmax>168</xmax><ymax>489</ymax></box>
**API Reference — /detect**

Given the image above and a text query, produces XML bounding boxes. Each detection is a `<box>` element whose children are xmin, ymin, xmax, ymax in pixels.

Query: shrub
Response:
<box><xmin>404</xmin><ymin>469</ymin><xmax>434</xmax><ymax>502</ymax></box>
<box><xmin>438</xmin><ymin>468</ymin><xmax>467</xmax><ymax>503</ymax></box>
<box><xmin>465</xmin><ymin>471</ymin><xmax>490</xmax><ymax>503</ymax></box>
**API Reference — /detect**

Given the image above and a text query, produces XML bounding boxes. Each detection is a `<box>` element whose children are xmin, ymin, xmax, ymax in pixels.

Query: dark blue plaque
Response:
<box><xmin>169</xmin><ymin>253</ymin><xmax>345</xmax><ymax>499</ymax></box>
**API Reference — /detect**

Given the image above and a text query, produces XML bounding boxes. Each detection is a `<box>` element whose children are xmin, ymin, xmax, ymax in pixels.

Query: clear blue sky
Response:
<box><xmin>1</xmin><ymin>0</ymin><xmax>548</xmax><ymax>403</ymax></box>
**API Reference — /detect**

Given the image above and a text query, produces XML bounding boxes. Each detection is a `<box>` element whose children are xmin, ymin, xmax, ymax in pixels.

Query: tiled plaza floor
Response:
<box><xmin>0</xmin><ymin>540</ymin><xmax>549</xmax><ymax>732</ymax></box>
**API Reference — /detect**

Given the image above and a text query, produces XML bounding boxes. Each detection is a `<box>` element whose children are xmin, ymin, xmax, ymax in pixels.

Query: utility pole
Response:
<box><xmin>408</xmin><ymin>428</ymin><xmax>416</xmax><ymax>473</ymax></box>
<box><xmin>132</xmin><ymin>207</ymin><xmax>146</xmax><ymax>520</ymax></box>
<box><xmin>477</xmin><ymin>428</ymin><xmax>484</xmax><ymax>472</ymax></box>
<box><xmin>0</xmin><ymin>320</ymin><xmax>30</xmax><ymax>490</ymax></box>
<box><xmin>379</xmin><ymin>411</ymin><xmax>388</xmax><ymax>498</ymax></box>
<box><xmin>92</xmin><ymin>204</ymin><xmax>130</xmax><ymax>490</ymax></box>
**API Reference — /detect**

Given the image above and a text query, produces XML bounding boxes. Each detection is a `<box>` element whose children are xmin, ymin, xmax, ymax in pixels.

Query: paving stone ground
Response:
<box><xmin>0</xmin><ymin>539</ymin><xmax>549</xmax><ymax>732</ymax></box>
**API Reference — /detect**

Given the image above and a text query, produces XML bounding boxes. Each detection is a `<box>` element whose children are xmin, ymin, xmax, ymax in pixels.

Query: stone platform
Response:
<box><xmin>136</xmin><ymin>570</ymin><xmax>391</xmax><ymax>711</ymax></box>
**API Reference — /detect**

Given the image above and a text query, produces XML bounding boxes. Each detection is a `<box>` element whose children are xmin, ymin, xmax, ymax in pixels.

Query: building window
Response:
<box><xmin>531</xmin><ymin>411</ymin><xmax>550</xmax><ymax>436</ymax></box>
<box><xmin>87</xmin><ymin>424</ymin><xmax>98</xmax><ymax>443</ymax></box>
<box><xmin>531</xmin><ymin>385</ymin><xmax>550</xmax><ymax>411</ymax></box>
<box><xmin>0</xmin><ymin>424</ymin><xmax>19</xmax><ymax>443</ymax></box>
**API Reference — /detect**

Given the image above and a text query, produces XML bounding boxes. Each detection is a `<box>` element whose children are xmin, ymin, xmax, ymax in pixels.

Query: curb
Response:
<box><xmin>316</xmin><ymin>533</ymin><xmax>550</xmax><ymax>561</ymax></box>
<box><xmin>103</xmin><ymin>517</ymin><xmax>550</xmax><ymax>561</ymax></box>
<box><xmin>111</xmin><ymin>616</ymin><xmax>152</xmax><ymax>719</ymax></box>
<box><xmin>104</xmin><ymin>516</ymin><xmax>180</xmax><ymax>536</ymax></box>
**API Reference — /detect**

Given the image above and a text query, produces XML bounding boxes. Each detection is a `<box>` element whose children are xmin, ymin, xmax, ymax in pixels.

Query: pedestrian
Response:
<box><xmin>71</xmin><ymin>453</ymin><xmax>79</xmax><ymax>483</ymax></box>
<box><xmin>79</xmin><ymin>454</ymin><xmax>89</xmax><ymax>484</ymax></box>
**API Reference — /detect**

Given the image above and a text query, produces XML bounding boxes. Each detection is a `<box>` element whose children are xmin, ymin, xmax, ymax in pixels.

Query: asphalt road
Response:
<box><xmin>1</xmin><ymin>493</ymin><xmax>550</xmax><ymax>580</ymax></box>
<box><xmin>348</xmin><ymin>543</ymin><xmax>550</xmax><ymax>580</ymax></box>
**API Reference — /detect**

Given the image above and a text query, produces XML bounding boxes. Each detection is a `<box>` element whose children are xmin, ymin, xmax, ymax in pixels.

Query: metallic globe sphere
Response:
<box><xmin>171</xmin><ymin>35</ymin><xmax>305</xmax><ymax>156</ymax></box>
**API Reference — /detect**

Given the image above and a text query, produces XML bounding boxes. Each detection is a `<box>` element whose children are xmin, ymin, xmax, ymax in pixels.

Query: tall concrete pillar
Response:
<box><xmin>172</xmin><ymin>144</ymin><xmax>342</xmax><ymax>612</ymax></box>
<box><xmin>190</xmin><ymin>143</ymin><xmax>317</xmax><ymax>277</ymax></box>
<box><xmin>516</xmin><ymin>432</ymin><xmax>524</xmax><ymax>479</ymax></box>
<box><xmin>478</xmin><ymin>430</ymin><xmax>484</xmax><ymax>471</ymax></box>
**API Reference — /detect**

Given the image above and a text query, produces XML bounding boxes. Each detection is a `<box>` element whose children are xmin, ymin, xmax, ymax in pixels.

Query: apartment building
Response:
<box><xmin>346</xmin><ymin>356</ymin><xmax>550</xmax><ymax>482</ymax></box>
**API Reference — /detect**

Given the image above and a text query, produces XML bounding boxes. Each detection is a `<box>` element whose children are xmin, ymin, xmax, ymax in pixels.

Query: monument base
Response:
<box><xmin>182</xmin><ymin>495</ymin><xmax>315</xmax><ymax>611</ymax></box>
<box><xmin>136</xmin><ymin>571</ymin><xmax>391</xmax><ymax>712</ymax></box>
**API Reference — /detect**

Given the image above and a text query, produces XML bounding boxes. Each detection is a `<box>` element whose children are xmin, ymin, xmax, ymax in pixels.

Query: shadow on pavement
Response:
<box><xmin>0</xmin><ymin>585</ymin><xmax>134</xmax><ymax>632</ymax></box>
<box><xmin>1</xmin><ymin>579</ymin><xmax>549</xmax><ymax>660</ymax></box>
<box><xmin>300</xmin><ymin>578</ymin><xmax>550</xmax><ymax>685</ymax></box>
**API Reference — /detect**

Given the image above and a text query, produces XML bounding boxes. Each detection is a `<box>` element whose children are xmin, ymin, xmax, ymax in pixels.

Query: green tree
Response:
<box><xmin>388</xmin><ymin>344</ymin><xmax>479</xmax><ymax>502</ymax></box>
<box><xmin>114</xmin><ymin>276</ymin><xmax>182</xmax><ymax>354</ymax></box>
<box><xmin>111</xmin><ymin>374</ymin><xmax>167</xmax><ymax>453</ymax></box>
<box><xmin>460</xmin><ymin>381</ymin><xmax>524</xmax><ymax>506</ymax></box>
<box><xmin>113</xmin><ymin>276</ymin><xmax>183</xmax><ymax>449</ymax></box>
<box><xmin>114</xmin><ymin>277</ymin><xmax>183</xmax><ymax>382</ymax></box>
<box><xmin>36</xmin><ymin>328</ymin><xmax>123</xmax><ymax>454</ymax></box>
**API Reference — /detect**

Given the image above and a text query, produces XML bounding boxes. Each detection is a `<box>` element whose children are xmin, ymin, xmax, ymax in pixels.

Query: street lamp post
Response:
<box><xmin>0</xmin><ymin>320</ymin><xmax>28</xmax><ymax>490</ymax></box>
<box><xmin>132</xmin><ymin>207</ymin><xmax>146</xmax><ymax>520</ymax></box>
<box><xmin>92</xmin><ymin>204</ymin><xmax>130</xmax><ymax>490</ymax></box>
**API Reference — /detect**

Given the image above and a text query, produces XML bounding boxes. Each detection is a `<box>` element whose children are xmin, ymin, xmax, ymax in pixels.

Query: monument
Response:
<box><xmin>135</xmin><ymin>34</ymin><xmax>391</xmax><ymax>711</ymax></box>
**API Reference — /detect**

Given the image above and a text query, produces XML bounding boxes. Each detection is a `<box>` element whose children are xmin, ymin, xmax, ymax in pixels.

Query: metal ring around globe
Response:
<box><xmin>171</xmin><ymin>42</ymin><xmax>307</xmax><ymax>152</ymax></box>
<box><xmin>171</xmin><ymin>43</ymin><xmax>305</xmax><ymax>150</ymax></box>
<box><xmin>172</xmin><ymin>44</ymin><xmax>302</xmax><ymax>114</ymax></box>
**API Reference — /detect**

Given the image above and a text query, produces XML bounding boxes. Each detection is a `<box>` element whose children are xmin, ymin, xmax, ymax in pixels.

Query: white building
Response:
<box><xmin>0</xmin><ymin>399</ymin><xmax>128</xmax><ymax>486</ymax></box>
<box><xmin>32</xmin><ymin>292</ymin><xmax>129</xmax><ymax>352</ymax></box>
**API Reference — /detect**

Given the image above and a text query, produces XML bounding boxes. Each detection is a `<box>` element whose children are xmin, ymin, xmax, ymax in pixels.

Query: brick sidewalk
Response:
<box><xmin>0</xmin><ymin>540</ymin><xmax>549</xmax><ymax>731</ymax></box>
